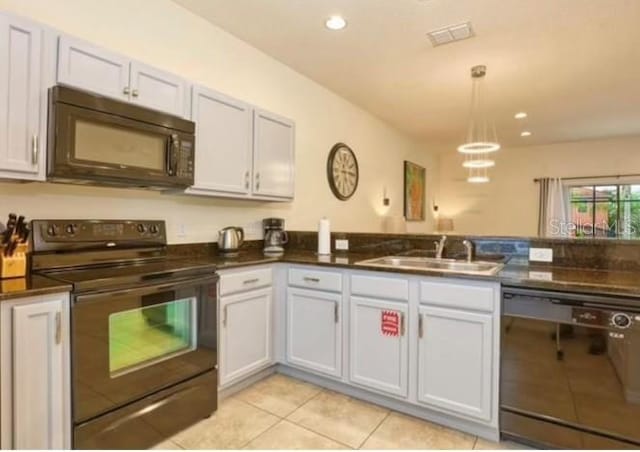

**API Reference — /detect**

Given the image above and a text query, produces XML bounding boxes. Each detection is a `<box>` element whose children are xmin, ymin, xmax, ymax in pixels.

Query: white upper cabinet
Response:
<box><xmin>187</xmin><ymin>86</ymin><xmax>253</xmax><ymax>196</ymax></box>
<box><xmin>253</xmin><ymin>109</ymin><xmax>295</xmax><ymax>199</ymax></box>
<box><xmin>417</xmin><ymin>304</ymin><xmax>493</xmax><ymax>422</ymax></box>
<box><xmin>349</xmin><ymin>296</ymin><xmax>409</xmax><ymax>398</ymax></box>
<box><xmin>129</xmin><ymin>61</ymin><xmax>187</xmax><ymax>117</ymax></box>
<box><xmin>0</xmin><ymin>13</ymin><xmax>45</xmax><ymax>180</ymax></box>
<box><xmin>56</xmin><ymin>36</ymin><xmax>188</xmax><ymax>117</ymax></box>
<box><xmin>57</xmin><ymin>35</ymin><xmax>130</xmax><ymax>101</ymax></box>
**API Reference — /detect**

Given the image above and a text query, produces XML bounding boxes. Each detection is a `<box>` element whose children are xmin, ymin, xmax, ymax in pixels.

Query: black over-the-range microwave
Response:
<box><xmin>47</xmin><ymin>85</ymin><xmax>195</xmax><ymax>189</ymax></box>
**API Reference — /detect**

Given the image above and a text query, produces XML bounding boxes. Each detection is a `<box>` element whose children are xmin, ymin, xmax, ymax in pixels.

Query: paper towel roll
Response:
<box><xmin>318</xmin><ymin>217</ymin><xmax>331</xmax><ymax>255</ymax></box>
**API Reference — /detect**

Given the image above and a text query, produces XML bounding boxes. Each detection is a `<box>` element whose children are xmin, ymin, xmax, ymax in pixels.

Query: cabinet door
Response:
<box><xmin>187</xmin><ymin>86</ymin><xmax>253</xmax><ymax>195</ymax></box>
<box><xmin>417</xmin><ymin>305</ymin><xmax>493</xmax><ymax>421</ymax></box>
<box><xmin>57</xmin><ymin>35</ymin><xmax>130</xmax><ymax>100</ymax></box>
<box><xmin>129</xmin><ymin>61</ymin><xmax>186</xmax><ymax>116</ymax></box>
<box><xmin>12</xmin><ymin>298</ymin><xmax>67</xmax><ymax>449</ymax></box>
<box><xmin>0</xmin><ymin>14</ymin><xmax>42</xmax><ymax>178</ymax></box>
<box><xmin>252</xmin><ymin>109</ymin><xmax>295</xmax><ymax>199</ymax></box>
<box><xmin>349</xmin><ymin>296</ymin><xmax>409</xmax><ymax>397</ymax></box>
<box><xmin>219</xmin><ymin>288</ymin><xmax>272</xmax><ymax>386</ymax></box>
<box><xmin>286</xmin><ymin>288</ymin><xmax>341</xmax><ymax>377</ymax></box>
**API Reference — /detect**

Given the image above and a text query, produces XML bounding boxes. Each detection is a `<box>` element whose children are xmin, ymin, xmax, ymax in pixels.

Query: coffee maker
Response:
<box><xmin>263</xmin><ymin>218</ymin><xmax>288</xmax><ymax>255</ymax></box>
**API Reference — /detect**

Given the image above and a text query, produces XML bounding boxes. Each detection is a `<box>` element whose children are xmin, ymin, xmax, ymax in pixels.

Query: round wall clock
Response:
<box><xmin>327</xmin><ymin>142</ymin><xmax>359</xmax><ymax>200</ymax></box>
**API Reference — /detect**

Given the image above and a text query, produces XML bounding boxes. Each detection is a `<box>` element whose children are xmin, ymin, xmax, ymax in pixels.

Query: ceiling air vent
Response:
<box><xmin>427</xmin><ymin>22</ymin><xmax>474</xmax><ymax>47</ymax></box>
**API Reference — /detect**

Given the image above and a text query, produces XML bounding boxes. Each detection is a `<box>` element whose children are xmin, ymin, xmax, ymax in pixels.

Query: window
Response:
<box><xmin>569</xmin><ymin>184</ymin><xmax>640</xmax><ymax>239</ymax></box>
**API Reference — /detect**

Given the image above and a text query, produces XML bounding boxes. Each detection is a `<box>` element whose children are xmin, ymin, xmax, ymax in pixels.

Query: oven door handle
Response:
<box><xmin>75</xmin><ymin>274</ymin><xmax>218</xmax><ymax>303</ymax></box>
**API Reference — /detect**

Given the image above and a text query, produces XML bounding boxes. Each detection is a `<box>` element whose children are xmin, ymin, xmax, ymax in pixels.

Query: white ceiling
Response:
<box><xmin>174</xmin><ymin>0</ymin><xmax>640</xmax><ymax>151</ymax></box>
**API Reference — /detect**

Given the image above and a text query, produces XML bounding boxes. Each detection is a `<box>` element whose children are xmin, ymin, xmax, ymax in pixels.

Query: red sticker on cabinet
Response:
<box><xmin>381</xmin><ymin>311</ymin><xmax>399</xmax><ymax>336</ymax></box>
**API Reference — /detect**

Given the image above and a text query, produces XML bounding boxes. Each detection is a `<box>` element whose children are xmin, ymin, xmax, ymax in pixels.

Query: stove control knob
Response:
<box><xmin>137</xmin><ymin>224</ymin><xmax>147</xmax><ymax>234</ymax></box>
<box><xmin>65</xmin><ymin>224</ymin><xmax>78</xmax><ymax>235</ymax></box>
<box><xmin>47</xmin><ymin>224</ymin><xmax>59</xmax><ymax>236</ymax></box>
<box><xmin>149</xmin><ymin>224</ymin><xmax>159</xmax><ymax>234</ymax></box>
<box><xmin>612</xmin><ymin>313</ymin><xmax>631</xmax><ymax>329</ymax></box>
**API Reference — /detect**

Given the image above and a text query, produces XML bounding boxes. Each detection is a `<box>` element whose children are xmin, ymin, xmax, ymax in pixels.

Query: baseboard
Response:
<box><xmin>218</xmin><ymin>365</ymin><xmax>277</xmax><ymax>400</ymax></box>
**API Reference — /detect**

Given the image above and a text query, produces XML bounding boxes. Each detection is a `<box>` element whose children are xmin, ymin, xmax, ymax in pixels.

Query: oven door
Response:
<box><xmin>49</xmin><ymin>88</ymin><xmax>194</xmax><ymax>188</ymax></box>
<box><xmin>72</xmin><ymin>274</ymin><xmax>217</xmax><ymax>424</ymax></box>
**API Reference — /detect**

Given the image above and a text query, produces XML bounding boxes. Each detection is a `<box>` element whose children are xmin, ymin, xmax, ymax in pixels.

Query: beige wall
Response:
<box><xmin>0</xmin><ymin>0</ymin><xmax>438</xmax><ymax>243</ymax></box>
<box><xmin>436</xmin><ymin>136</ymin><xmax>640</xmax><ymax>237</ymax></box>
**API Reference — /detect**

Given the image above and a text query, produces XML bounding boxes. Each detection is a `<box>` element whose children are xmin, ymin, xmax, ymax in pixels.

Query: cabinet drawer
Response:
<box><xmin>351</xmin><ymin>274</ymin><xmax>409</xmax><ymax>301</ymax></box>
<box><xmin>220</xmin><ymin>268</ymin><xmax>272</xmax><ymax>296</ymax></box>
<box><xmin>288</xmin><ymin>268</ymin><xmax>342</xmax><ymax>292</ymax></box>
<box><xmin>419</xmin><ymin>280</ymin><xmax>495</xmax><ymax>312</ymax></box>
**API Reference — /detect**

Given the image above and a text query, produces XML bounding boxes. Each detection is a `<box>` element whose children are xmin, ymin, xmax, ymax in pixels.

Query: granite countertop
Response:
<box><xmin>0</xmin><ymin>274</ymin><xmax>72</xmax><ymax>302</ymax></box>
<box><xmin>200</xmin><ymin>248</ymin><xmax>640</xmax><ymax>299</ymax></box>
<box><xmin>9</xmin><ymin>248</ymin><xmax>640</xmax><ymax>302</ymax></box>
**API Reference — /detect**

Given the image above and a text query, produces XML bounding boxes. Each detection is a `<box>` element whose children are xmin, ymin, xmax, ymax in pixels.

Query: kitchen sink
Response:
<box><xmin>355</xmin><ymin>256</ymin><xmax>504</xmax><ymax>276</ymax></box>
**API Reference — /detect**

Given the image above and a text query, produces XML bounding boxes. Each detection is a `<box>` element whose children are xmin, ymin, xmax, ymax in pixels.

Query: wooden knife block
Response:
<box><xmin>0</xmin><ymin>243</ymin><xmax>28</xmax><ymax>279</ymax></box>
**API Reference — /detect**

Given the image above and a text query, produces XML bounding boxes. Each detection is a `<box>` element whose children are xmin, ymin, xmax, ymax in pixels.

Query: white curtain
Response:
<box><xmin>538</xmin><ymin>177</ymin><xmax>570</xmax><ymax>237</ymax></box>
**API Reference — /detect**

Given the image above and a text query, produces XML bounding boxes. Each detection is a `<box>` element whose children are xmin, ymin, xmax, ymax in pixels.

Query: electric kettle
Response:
<box><xmin>218</xmin><ymin>226</ymin><xmax>244</xmax><ymax>256</ymax></box>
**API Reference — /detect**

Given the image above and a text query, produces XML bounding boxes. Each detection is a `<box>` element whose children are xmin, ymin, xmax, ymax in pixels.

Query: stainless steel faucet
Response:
<box><xmin>462</xmin><ymin>239</ymin><xmax>475</xmax><ymax>263</ymax></box>
<box><xmin>434</xmin><ymin>235</ymin><xmax>447</xmax><ymax>259</ymax></box>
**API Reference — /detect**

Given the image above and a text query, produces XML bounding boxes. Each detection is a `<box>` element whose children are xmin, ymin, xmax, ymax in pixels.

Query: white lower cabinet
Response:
<box><xmin>286</xmin><ymin>287</ymin><xmax>342</xmax><ymax>377</ymax></box>
<box><xmin>219</xmin><ymin>287</ymin><xmax>272</xmax><ymax>387</ymax></box>
<box><xmin>0</xmin><ymin>292</ymin><xmax>71</xmax><ymax>450</ymax></box>
<box><xmin>349</xmin><ymin>296</ymin><xmax>409</xmax><ymax>397</ymax></box>
<box><xmin>417</xmin><ymin>304</ymin><xmax>493</xmax><ymax>421</ymax></box>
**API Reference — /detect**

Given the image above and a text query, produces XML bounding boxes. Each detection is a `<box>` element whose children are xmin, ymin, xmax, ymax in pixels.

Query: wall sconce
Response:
<box><xmin>383</xmin><ymin>187</ymin><xmax>390</xmax><ymax>206</ymax></box>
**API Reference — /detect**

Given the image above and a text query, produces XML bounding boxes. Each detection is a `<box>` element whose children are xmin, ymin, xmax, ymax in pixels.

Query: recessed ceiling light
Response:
<box><xmin>514</xmin><ymin>112</ymin><xmax>527</xmax><ymax>119</ymax></box>
<box><xmin>521</xmin><ymin>131</ymin><xmax>532</xmax><ymax>137</ymax></box>
<box><xmin>325</xmin><ymin>16</ymin><xmax>347</xmax><ymax>30</ymax></box>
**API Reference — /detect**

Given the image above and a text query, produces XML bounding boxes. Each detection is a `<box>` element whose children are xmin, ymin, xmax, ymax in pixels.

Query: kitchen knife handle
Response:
<box><xmin>55</xmin><ymin>312</ymin><xmax>62</xmax><ymax>345</ymax></box>
<box><xmin>31</xmin><ymin>135</ymin><xmax>39</xmax><ymax>165</ymax></box>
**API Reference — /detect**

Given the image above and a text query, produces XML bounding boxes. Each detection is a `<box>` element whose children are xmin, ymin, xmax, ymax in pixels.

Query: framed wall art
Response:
<box><xmin>404</xmin><ymin>161</ymin><xmax>426</xmax><ymax>221</ymax></box>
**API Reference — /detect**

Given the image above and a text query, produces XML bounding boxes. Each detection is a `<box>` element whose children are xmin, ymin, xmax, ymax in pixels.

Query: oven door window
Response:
<box><xmin>109</xmin><ymin>297</ymin><xmax>196</xmax><ymax>377</ymax></box>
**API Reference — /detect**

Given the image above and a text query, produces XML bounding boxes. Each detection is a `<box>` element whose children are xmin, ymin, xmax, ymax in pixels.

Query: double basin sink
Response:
<box><xmin>355</xmin><ymin>256</ymin><xmax>504</xmax><ymax>276</ymax></box>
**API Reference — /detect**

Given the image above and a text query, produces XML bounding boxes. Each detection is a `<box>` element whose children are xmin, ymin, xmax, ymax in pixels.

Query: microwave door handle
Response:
<box><xmin>166</xmin><ymin>134</ymin><xmax>178</xmax><ymax>176</ymax></box>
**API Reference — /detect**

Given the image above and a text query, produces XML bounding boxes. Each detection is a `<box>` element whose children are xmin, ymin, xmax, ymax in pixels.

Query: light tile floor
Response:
<box><xmin>156</xmin><ymin>373</ymin><xmax>530</xmax><ymax>450</ymax></box>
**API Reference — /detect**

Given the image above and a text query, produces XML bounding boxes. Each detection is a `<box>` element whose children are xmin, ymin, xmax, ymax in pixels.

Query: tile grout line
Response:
<box><xmin>287</xmin><ymin>420</ymin><xmax>358</xmax><ymax>450</ymax></box>
<box><xmin>356</xmin><ymin>410</ymin><xmax>391</xmax><ymax>450</ymax></box>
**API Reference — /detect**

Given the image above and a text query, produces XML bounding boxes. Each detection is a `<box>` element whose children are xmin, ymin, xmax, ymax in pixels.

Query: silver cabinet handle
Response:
<box><xmin>245</xmin><ymin>171</ymin><xmax>249</xmax><ymax>190</ymax></box>
<box><xmin>418</xmin><ymin>314</ymin><xmax>424</xmax><ymax>339</ymax></box>
<box><xmin>55</xmin><ymin>312</ymin><xmax>62</xmax><ymax>345</ymax></box>
<box><xmin>400</xmin><ymin>312</ymin><xmax>405</xmax><ymax>336</ymax></box>
<box><xmin>243</xmin><ymin>278</ymin><xmax>259</xmax><ymax>285</ymax></box>
<box><xmin>123</xmin><ymin>86</ymin><xmax>130</xmax><ymax>95</ymax></box>
<box><xmin>222</xmin><ymin>305</ymin><xmax>228</xmax><ymax>327</ymax></box>
<box><xmin>31</xmin><ymin>135</ymin><xmax>39</xmax><ymax>165</ymax></box>
<box><xmin>132</xmin><ymin>89</ymin><xmax>139</xmax><ymax>98</ymax></box>
<box><xmin>255</xmin><ymin>172</ymin><xmax>260</xmax><ymax>191</ymax></box>
<box><xmin>303</xmin><ymin>277</ymin><xmax>320</xmax><ymax>283</ymax></box>
<box><xmin>334</xmin><ymin>301</ymin><xmax>339</xmax><ymax>323</ymax></box>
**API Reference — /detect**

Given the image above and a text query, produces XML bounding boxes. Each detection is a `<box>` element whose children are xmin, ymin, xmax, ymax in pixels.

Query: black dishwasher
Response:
<box><xmin>501</xmin><ymin>287</ymin><xmax>640</xmax><ymax>449</ymax></box>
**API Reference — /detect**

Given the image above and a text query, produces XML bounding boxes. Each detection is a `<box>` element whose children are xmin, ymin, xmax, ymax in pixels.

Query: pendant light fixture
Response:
<box><xmin>458</xmin><ymin>65</ymin><xmax>500</xmax><ymax>183</ymax></box>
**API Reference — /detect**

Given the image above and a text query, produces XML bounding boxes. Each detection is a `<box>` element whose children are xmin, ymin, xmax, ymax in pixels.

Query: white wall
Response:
<box><xmin>436</xmin><ymin>136</ymin><xmax>640</xmax><ymax>236</ymax></box>
<box><xmin>0</xmin><ymin>0</ymin><xmax>438</xmax><ymax>243</ymax></box>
